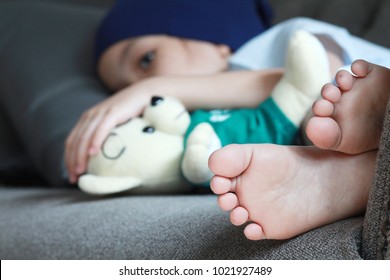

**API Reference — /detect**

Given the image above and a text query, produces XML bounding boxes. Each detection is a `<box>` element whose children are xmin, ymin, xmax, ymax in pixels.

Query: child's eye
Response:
<box><xmin>139</xmin><ymin>51</ymin><xmax>156</xmax><ymax>70</ymax></box>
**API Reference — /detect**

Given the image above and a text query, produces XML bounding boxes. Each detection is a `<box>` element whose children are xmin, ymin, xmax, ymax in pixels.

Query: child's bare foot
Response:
<box><xmin>208</xmin><ymin>144</ymin><xmax>376</xmax><ymax>240</ymax></box>
<box><xmin>306</xmin><ymin>60</ymin><xmax>390</xmax><ymax>154</ymax></box>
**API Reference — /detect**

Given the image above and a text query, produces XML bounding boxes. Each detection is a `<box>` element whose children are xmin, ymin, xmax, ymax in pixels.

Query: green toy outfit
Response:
<box><xmin>185</xmin><ymin>97</ymin><xmax>297</xmax><ymax>146</ymax></box>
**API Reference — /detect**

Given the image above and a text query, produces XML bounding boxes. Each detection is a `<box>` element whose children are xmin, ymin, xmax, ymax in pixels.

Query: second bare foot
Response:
<box><xmin>306</xmin><ymin>59</ymin><xmax>390</xmax><ymax>154</ymax></box>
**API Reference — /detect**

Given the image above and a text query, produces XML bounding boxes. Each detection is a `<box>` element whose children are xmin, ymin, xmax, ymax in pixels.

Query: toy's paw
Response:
<box><xmin>78</xmin><ymin>175</ymin><xmax>142</xmax><ymax>195</ymax></box>
<box><xmin>181</xmin><ymin>123</ymin><xmax>221</xmax><ymax>185</ymax></box>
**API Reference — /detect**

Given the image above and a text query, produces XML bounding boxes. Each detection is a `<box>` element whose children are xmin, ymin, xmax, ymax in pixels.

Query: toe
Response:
<box><xmin>306</xmin><ymin>117</ymin><xmax>341</xmax><ymax>150</ymax></box>
<box><xmin>321</xmin><ymin>83</ymin><xmax>341</xmax><ymax>102</ymax></box>
<box><xmin>312</xmin><ymin>99</ymin><xmax>335</xmax><ymax>117</ymax></box>
<box><xmin>335</xmin><ymin>70</ymin><xmax>356</xmax><ymax>91</ymax></box>
<box><xmin>218</xmin><ymin>193</ymin><xmax>239</xmax><ymax>211</ymax></box>
<box><xmin>209</xmin><ymin>144</ymin><xmax>252</xmax><ymax>178</ymax></box>
<box><xmin>210</xmin><ymin>176</ymin><xmax>235</xmax><ymax>194</ymax></box>
<box><xmin>244</xmin><ymin>223</ymin><xmax>264</xmax><ymax>240</ymax></box>
<box><xmin>351</xmin><ymin>59</ymin><xmax>371</xmax><ymax>77</ymax></box>
<box><xmin>230</xmin><ymin>206</ymin><xmax>249</xmax><ymax>226</ymax></box>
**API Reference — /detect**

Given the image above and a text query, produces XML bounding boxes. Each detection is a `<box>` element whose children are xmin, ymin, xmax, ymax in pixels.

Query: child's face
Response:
<box><xmin>98</xmin><ymin>35</ymin><xmax>231</xmax><ymax>90</ymax></box>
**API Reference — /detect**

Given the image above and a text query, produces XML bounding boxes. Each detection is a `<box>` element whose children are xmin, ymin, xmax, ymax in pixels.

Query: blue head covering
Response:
<box><xmin>95</xmin><ymin>0</ymin><xmax>273</xmax><ymax>60</ymax></box>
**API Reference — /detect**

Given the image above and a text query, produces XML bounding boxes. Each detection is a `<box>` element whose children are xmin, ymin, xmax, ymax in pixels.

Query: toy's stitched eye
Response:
<box><xmin>143</xmin><ymin>126</ymin><xmax>155</xmax><ymax>133</ymax></box>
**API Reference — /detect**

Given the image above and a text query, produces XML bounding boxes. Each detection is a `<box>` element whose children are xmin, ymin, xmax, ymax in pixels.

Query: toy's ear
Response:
<box><xmin>78</xmin><ymin>174</ymin><xmax>142</xmax><ymax>195</ymax></box>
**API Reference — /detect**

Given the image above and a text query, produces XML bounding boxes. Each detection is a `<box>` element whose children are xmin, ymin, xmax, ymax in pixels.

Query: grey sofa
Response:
<box><xmin>0</xmin><ymin>0</ymin><xmax>389</xmax><ymax>259</ymax></box>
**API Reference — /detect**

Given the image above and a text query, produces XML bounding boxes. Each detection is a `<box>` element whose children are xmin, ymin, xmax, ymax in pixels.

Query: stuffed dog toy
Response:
<box><xmin>78</xmin><ymin>96</ymin><xmax>221</xmax><ymax>195</ymax></box>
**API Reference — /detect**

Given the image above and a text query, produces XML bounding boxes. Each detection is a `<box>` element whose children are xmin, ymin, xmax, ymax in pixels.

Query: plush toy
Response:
<box><xmin>78</xmin><ymin>30</ymin><xmax>330</xmax><ymax>195</ymax></box>
<box><xmin>78</xmin><ymin>96</ymin><xmax>221</xmax><ymax>195</ymax></box>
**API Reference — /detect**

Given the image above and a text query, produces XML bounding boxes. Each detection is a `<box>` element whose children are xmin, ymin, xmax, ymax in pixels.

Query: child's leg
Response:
<box><xmin>306</xmin><ymin>60</ymin><xmax>390</xmax><ymax>154</ymax></box>
<box><xmin>209</xmin><ymin>144</ymin><xmax>376</xmax><ymax>240</ymax></box>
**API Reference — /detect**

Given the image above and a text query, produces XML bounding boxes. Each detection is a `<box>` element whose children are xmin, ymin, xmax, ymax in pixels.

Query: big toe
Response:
<box><xmin>209</xmin><ymin>144</ymin><xmax>253</xmax><ymax>178</ymax></box>
<box><xmin>306</xmin><ymin>117</ymin><xmax>341</xmax><ymax>150</ymax></box>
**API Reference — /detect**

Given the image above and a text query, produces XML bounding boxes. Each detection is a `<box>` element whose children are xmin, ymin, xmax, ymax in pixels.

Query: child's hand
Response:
<box><xmin>65</xmin><ymin>86</ymin><xmax>150</xmax><ymax>184</ymax></box>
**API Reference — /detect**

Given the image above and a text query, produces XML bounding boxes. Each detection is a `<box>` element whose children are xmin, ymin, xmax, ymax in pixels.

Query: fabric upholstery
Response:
<box><xmin>0</xmin><ymin>2</ymin><xmax>109</xmax><ymax>186</ymax></box>
<box><xmin>362</xmin><ymin>101</ymin><xmax>390</xmax><ymax>260</ymax></box>
<box><xmin>0</xmin><ymin>187</ymin><xmax>363</xmax><ymax>260</ymax></box>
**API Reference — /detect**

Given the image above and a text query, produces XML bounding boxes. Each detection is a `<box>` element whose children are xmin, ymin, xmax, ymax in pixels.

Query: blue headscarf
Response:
<box><xmin>95</xmin><ymin>0</ymin><xmax>273</xmax><ymax>60</ymax></box>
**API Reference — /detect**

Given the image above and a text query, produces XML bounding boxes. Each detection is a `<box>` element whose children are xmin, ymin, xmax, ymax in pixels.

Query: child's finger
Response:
<box><xmin>89</xmin><ymin>113</ymin><xmax>123</xmax><ymax>157</ymax></box>
<box><xmin>74</xmin><ymin>114</ymin><xmax>105</xmax><ymax>177</ymax></box>
<box><xmin>65</xmin><ymin>129</ymin><xmax>79</xmax><ymax>183</ymax></box>
<box><xmin>65</xmin><ymin>109</ymin><xmax>100</xmax><ymax>183</ymax></box>
<box><xmin>89</xmin><ymin>106</ymin><xmax>133</xmax><ymax>156</ymax></box>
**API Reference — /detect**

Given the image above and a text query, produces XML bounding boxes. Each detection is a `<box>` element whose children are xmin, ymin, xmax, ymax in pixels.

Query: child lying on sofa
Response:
<box><xmin>65</xmin><ymin>0</ymin><xmax>390</xmax><ymax>240</ymax></box>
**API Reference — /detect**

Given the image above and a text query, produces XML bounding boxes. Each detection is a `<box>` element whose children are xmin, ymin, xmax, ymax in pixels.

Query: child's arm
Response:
<box><xmin>65</xmin><ymin>68</ymin><xmax>282</xmax><ymax>183</ymax></box>
<box><xmin>142</xmin><ymin>69</ymin><xmax>282</xmax><ymax>111</ymax></box>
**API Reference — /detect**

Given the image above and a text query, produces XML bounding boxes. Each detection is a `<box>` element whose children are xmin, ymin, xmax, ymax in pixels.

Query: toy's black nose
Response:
<box><xmin>151</xmin><ymin>96</ymin><xmax>164</xmax><ymax>106</ymax></box>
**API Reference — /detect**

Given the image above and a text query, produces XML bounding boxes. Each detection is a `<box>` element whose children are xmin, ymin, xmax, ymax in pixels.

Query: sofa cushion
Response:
<box><xmin>0</xmin><ymin>2</ymin><xmax>110</xmax><ymax>186</ymax></box>
<box><xmin>269</xmin><ymin>0</ymin><xmax>389</xmax><ymax>48</ymax></box>
<box><xmin>362</xmin><ymin>100</ymin><xmax>390</xmax><ymax>260</ymax></box>
<box><xmin>0</xmin><ymin>187</ymin><xmax>364</xmax><ymax>260</ymax></box>
<box><xmin>0</xmin><ymin>109</ymin><xmax>40</xmax><ymax>185</ymax></box>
